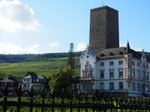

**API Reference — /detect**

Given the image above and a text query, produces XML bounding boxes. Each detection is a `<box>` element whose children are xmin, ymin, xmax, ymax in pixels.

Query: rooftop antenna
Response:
<box><xmin>102</xmin><ymin>0</ymin><xmax>104</xmax><ymax>7</ymax></box>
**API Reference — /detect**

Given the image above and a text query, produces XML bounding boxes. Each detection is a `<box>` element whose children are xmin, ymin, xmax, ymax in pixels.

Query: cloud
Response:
<box><xmin>120</xmin><ymin>43</ymin><xmax>126</xmax><ymax>47</ymax></box>
<box><xmin>27</xmin><ymin>44</ymin><xmax>40</xmax><ymax>54</ymax></box>
<box><xmin>76</xmin><ymin>42</ymin><xmax>86</xmax><ymax>51</ymax></box>
<box><xmin>49</xmin><ymin>42</ymin><xmax>59</xmax><ymax>48</ymax></box>
<box><xmin>0</xmin><ymin>42</ymin><xmax>22</xmax><ymax>54</ymax></box>
<box><xmin>0</xmin><ymin>42</ymin><xmax>40</xmax><ymax>54</ymax></box>
<box><xmin>0</xmin><ymin>0</ymin><xmax>40</xmax><ymax>33</ymax></box>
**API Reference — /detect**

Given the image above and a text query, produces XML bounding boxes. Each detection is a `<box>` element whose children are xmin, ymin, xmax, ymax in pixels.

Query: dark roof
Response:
<box><xmin>7</xmin><ymin>76</ymin><xmax>20</xmax><ymax>83</ymax></box>
<box><xmin>24</xmin><ymin>74</ymin><xmax>37</xmax><ymax>79</ymax></box>
<box><xmin>96</xmin><ymin>47</ymin><xmax>141</xmax><ymax>59</ymax></box>
<box><xmin>0</xmin><ymin>79</ymin><xmax>15</xmax><ymax>83</ymax></box>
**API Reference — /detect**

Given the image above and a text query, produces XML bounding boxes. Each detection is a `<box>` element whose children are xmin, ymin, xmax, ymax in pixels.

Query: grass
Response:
<box><xmin>0</xmin><ymin>57</ymin><xmax>80</xmax><ymax>79</ymax></box>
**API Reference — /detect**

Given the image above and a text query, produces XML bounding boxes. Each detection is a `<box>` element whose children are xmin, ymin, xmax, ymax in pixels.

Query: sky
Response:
<box><xmin>0</xmin><ymin>0</ymin><xmax>149</xmax><ymax>54</ymax></box>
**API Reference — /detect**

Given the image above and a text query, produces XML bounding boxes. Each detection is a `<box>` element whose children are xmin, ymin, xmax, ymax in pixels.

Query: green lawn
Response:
<box><xmin>0</xmin><ymin>57</ymin><xmax>80</xmax><ymax>79</ymax></box>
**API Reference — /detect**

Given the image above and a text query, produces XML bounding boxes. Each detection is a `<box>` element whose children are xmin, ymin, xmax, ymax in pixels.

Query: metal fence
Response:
<box><xmin>0</xmin><ymin>85</ymin><xmax>150</xmax><ymax>112</ymax></box>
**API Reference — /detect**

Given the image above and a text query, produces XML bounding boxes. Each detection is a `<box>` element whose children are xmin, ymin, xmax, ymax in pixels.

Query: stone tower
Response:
<box><xmin>89</xmin><ymin>6</ymin><xmax>119</xmax><ymax>54</ymax></box>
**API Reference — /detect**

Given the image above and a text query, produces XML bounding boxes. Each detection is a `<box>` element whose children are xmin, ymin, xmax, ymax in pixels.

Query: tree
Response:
<box><xmin>49</xmin><ymin>66</ymin><xmax>74</xmax><ymax>95</ymax></box>
<box><xmin>67</xmin><ymin>52</ymin><xmax>75</xmax><ymax>70</ymax></box>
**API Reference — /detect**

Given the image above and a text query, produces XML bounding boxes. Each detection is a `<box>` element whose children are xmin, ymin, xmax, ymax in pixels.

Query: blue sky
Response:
<box><xmin>0</xmin><ymin>0</ymin><xmax>149</xmax><ymax>54</ymax></box>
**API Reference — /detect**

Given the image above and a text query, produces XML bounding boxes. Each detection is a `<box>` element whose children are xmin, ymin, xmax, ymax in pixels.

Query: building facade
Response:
<box><xmin>21</xmin><ymin>74</ymin><xmax>47</xmax><ymax>92</ymax></box>
<box><xmin>0</xmin><ymin>77</ymin><xmax>19</xmax><ymax>95</ymax></box>
<box><xmin>80</xmin><ymin>6</ymin><xmax>150</xmax><ymax>97</ymax></box>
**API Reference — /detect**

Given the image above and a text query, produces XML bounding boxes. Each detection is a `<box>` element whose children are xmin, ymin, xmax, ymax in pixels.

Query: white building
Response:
<box><xmin>21</xmin><ymin>74</ymin><xmax>47</xmax><ymax>92</ymax></box>
<box><xmin>80</xmin><ymin>44</ymin><xmax>150</xmax><ymax>97</ymax></box>
<box><xmin>79</xmin><ymin>6</ymin><xmax>150</xmax><ymax>97</ymax></box>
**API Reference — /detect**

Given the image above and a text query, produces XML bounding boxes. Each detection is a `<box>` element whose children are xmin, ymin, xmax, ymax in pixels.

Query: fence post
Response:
<box><xmin>70</xmin><ymin>91</ymin><xmax>73</xmax><ymax>112</ymax></box>
<box><xmin>92</xmin><ymin>93</ymin><xmax>95</xmax><ymax>112</ymax></box>
<box><xmin>41</xmin><ymin>97</ymin><xmax>44</xmax><ymax>112</ymax></box>
<box><xmin>61</xmin><ymin>89</ymin><xmax>64</xmax><ymax>112</ymax></box>
<box><xmin>17</xmin><ymin>96</ymin><xmax>21</xmax><ymax>112</ymax></box>
<box><xmin>3</xmin><ymin>95</ymin><xmax>7</xmax><ymax>112</ymax></box>
<box><xmin>41</xmin><ymin>88</ymin><xmax>46</xmax><ymax>112</ymax></box>
<box><xmin>30</xmin><ymin>87</ymin><xmax>33</xmax><ymax>112</ymax></box>
<box><xmin>85</xmin><ymin>93</ymin><xmax>88</xmax><ymax>112</ymax></box>
<box><xmin>78</xmin><ymin>92</ymin><xmax>80</xmax><ymax>112</ymax></box>
<box><xmin>16</xmin><ymin>83</ymin><xmax>22</xmax><ymax>112</ymax></box>
<box><xmin>2</xmin><ymin>83</ymin><xmax>10</xmax><ymax>112</ymax></box>
<box><xmin>51</xmin><ymin>88</ymin><xmax>55</xmax><ymax>112</ymax></box>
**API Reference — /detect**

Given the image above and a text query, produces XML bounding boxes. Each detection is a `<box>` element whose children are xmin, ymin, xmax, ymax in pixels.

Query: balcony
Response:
<box><xmin>80</xmin><ymin>76</ymin><xmax>94</xmax><ymax>81</ymax></box>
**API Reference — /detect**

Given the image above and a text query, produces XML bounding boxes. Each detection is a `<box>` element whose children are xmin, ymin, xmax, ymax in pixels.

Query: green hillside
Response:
<box><xmin>0</xmin><ymin>57</ymin><xmax>80</xmax><ymax>79</ymax></box>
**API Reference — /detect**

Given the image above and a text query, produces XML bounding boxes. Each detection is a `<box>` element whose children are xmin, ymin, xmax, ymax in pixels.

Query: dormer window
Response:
<box><xmin>110</xmin><ymin>53</ymin><xmax>114</xmax><ymax>56</ymax></box>
<box><xmin>119</xmin><ymin>52</ymin><xmax>123</xmax><ymax>55</ymax></box>
<box><xmin>100</xmin><ymin>54</ymin><xmax>105</xmax><ymax>57</ymax></box>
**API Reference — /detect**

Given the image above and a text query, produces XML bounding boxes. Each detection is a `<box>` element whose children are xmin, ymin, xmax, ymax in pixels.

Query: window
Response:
<box><xmin>24</xmin><ymin>78</ymin><xmax>30</xmax><ymax>83</ymax></box>
<box><xmin>137</xmin><ymin>62</ymin><xmax>140</xmax><ymax>67</ymax></box>
<box><xmin>132</xmin><ymin>82</ymin><xmax>135</xmax><ymax>91</ymax></box>
<box><xmin>137</xmin><ymin>83</ymin><xmax>140</xmax><ymax>91</ymax></box>
<box><xmin>109</xmin><ymin>69</ymin><xmax>114</xmax><ymax>79</ymax></box>
<box><xmin>109</xmin><ymin>82</ymin><xmax>114</xmax><ymax>90</ymax></box>
<box><xmin>100</xmin><ymin>70</ymin><xmax>105</xmax><ymax>79</ymax></box>
<box><xmin>109</xmin><ymin>61</ymin><xmax>114</xmax><ymax>66</ymax></box>
<box><xmin>100</xmin><ymin>62</ymin><xmax>104</xmax><ymax>67</ymax></box>
<box><xmin>119</xmin><ymin>69</ymin><xmax>123</xmax><ymax>79</ymax></box>
<box><xmin>10</xmin><ymin>82</ymin><xmax>13</xmax><ymax>86</ymax></box>
<box><xmin>119</xmin><ymin>82</ymin><xmax>123</xmax><ymax>90</ymax></box>
<box><xmin>132</xmin><ymin>69</ymin><xmax>135</xmax><ymax>79</ymax></box>
<box><xmin>137</xmin><ymin>70</ymin><xmax>140</xmax><ymax>80</ymax></box>
<box><xmin>100</xmin><ymin>83</ymin><xmax>104</xmax><ymax>90</ymax></box>
<box><xmin>118</xmin><ymin>60</ymin><xmax>123</xmax><ymax>65</ymax></box>
<box><xmin>147</xmin><ymin>64</ymin><xmax>149</xmax><ymax>69</ymax></box>
<box><xmin>147</xmin><ymin>72</ymin><xmax>149</xmax><ymax>81</ymax></box>
<box><xmin>143</xmin><ymin>72</ymin><xmax>146</xmax><ymax>80</ymax></box>
<box><xmin>147</xmin><ymin>84</ymin><xmax>149</xmax><ymax>92</ymax></box>
<box><xmin>82</xmin><ymin>70</ymin><xmax>85</xmax><ymax>77</ymax></box>
<box><xmin>132</xmin><ymin>61</ymin><xmax>135</xmax><ymax>66</ymax></box>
